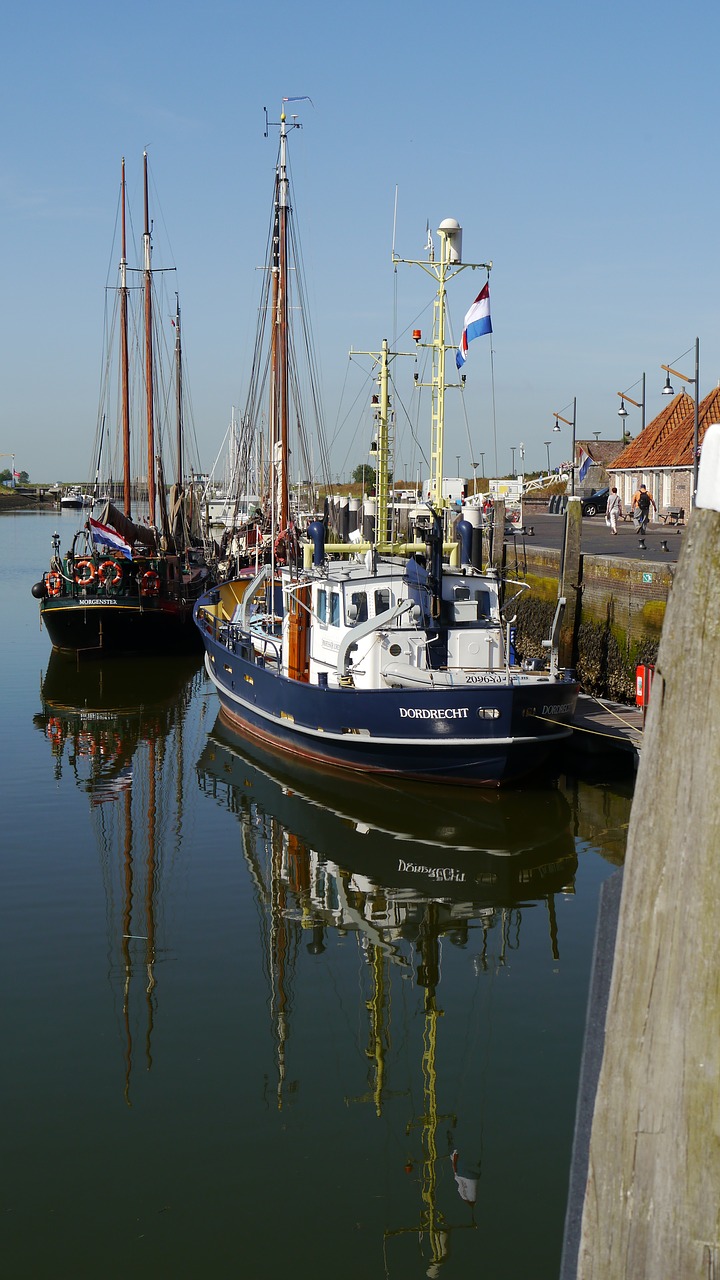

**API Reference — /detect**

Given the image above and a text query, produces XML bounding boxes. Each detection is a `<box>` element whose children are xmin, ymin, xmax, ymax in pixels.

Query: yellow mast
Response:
<box><xmin>393</xmin><ymin>221</ymin><xmax>491</xmax><ymax>510</ymax></box>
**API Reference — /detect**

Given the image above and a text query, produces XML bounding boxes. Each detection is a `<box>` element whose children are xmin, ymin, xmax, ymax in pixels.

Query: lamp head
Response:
<box><xmin>618</xmin><ymin>398</ymin><xmax>628</xmax><ymax>418</ymax></box>
<box><xmin>553</xmin><ymin>418</ymin><xmax>561</xmax><ymax>433</ymax></box>
<box><xmin>662</xmin><ymin>373</ymin><xmax>674</xmax><ymax>396</ymax></box>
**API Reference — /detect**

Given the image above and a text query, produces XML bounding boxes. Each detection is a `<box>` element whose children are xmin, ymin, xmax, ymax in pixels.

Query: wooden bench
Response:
<box><xmin>662</xmin><ymin>507</ymin><xmax>685</xmax><ymax>526</ymax></box>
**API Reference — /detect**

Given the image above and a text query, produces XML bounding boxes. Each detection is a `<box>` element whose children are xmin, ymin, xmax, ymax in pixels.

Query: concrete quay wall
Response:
<box><xmin>510</xmin><ymin>545</ymin><xmax>674</xmax><ymax>702</ymax></box>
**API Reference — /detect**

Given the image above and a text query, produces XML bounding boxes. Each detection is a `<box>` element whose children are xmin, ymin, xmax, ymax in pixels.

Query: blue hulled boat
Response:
<box><xmin>193</xmin><ymin>104</ymin><xmax>577</xmax><ymax>786</ymax></box>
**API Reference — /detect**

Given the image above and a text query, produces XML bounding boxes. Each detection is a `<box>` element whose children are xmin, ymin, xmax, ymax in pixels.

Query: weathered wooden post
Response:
<box><xmin>558</xmin><ymin>496</ymin><xmax>582</xmax><ymax>670</ymax></box>
<box><xmin>490</xmin><ymin>499</ymin><xmax>505</xmax><ymax>574</ymax></box>
<box><xmin>574</xmin><ymin>426</ymin><xmax>720</xmax><ymax>1278</ymax></box>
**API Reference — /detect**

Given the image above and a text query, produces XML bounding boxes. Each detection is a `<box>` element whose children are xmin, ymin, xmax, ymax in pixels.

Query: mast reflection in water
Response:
<box><xmin>197</xmin><ymin>717</ymin><xmax>580</xmax><ymax>1274</ymax></box>
<box><xmin>34</xmin><ymin>651</ymin><xmax>203</xmax><ymax>1104</ymax></box>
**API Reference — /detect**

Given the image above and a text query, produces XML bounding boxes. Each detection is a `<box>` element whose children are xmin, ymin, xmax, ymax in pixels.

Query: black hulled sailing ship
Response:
<box><xmin>32</xmin><ymin>155</ymin><xmax>212</xmax><ymax>655</ymax></box>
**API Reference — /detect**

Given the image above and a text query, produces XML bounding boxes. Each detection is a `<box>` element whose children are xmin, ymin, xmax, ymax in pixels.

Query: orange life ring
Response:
<box><xmin>140</xmin><ymin>569</ymin><xmax>161</xmax><ymax>597</ymax></box>
<box><xmin>74</xmin><ymin>558</ymin><xmax>96</xmax><ymax>585</ymax></box>
<box><xmin>46</xmin><ymin>570</ymin><xmax>62</xmax><ymax>597</ymax></box>
<box><xmin>98</xmin><ymin>559</ymin><xmax>123</xmax><ymax>587</ymax></box>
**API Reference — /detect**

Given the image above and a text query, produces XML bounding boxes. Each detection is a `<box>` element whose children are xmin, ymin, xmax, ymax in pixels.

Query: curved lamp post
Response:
<box><xmin>617</xmin><ymin>373</ymin><xmax>646</xmax><ymax>434</ymax></box>
<box><xmin>553</xmin><ymin>397</ymin><xmax>577</xmax><ymax>496</ymax></box>
<box><xmin>661</xmin><ymin>339</ymin><xmax>699</xmax><ymax>504</ymax></box>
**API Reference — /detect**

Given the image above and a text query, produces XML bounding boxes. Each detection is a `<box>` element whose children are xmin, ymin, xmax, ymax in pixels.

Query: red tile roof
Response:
<box><xmin>612</xmin><ymin>389</ymin><xmax>720</xmax><ymax>470</ymax></box>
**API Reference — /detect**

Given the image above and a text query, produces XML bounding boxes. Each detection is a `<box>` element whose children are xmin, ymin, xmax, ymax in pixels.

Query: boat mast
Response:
<box><xmin>174</xmin><ymin>294</ymin><xmax>183</xmax><ymax>487</ymax></box>
<box><xmin>142</xmin><ymin>151</ymin><xmax>156</xmax><ymax>523</ymax></box>
<box><xmin>393</xmin><ymin>223</ymin><xmax>491</xmax><ymax>510</ymax></box>
<box><xmin>120</xmin><ymin>158</ymin><xmax>132</xmax><ymax>517</ymax></box>
<box><xmin>270</xmin><ymin>106</ymin><xmax>296</xmax><ymax>534</ymax></box>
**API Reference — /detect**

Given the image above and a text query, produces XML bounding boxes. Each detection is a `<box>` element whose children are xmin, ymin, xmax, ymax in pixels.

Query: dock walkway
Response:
<box><xmin>569</xmin><ymin>694</ymin><xmax>644</xmax><ymax>760</ymax></box>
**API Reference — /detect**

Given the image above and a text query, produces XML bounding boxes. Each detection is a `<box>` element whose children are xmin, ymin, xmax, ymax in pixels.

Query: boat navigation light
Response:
<box><xmin>413</xmin><ymin>329</ymin><xmax>422</xmax><ymax>343</ymax></box>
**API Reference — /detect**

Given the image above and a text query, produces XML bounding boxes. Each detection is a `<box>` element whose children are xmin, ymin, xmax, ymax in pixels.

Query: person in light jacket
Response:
<box><xmin>605</xmin><ymin>487</ymin><xmax>623</xmax><ymax>535</ymax></box>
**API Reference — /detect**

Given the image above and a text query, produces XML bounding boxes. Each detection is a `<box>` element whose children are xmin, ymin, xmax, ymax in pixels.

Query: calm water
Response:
<box><xmin>2</xmin><ymin>510</ymin><xmax>631</xmax><ymax>1279</ymax></box>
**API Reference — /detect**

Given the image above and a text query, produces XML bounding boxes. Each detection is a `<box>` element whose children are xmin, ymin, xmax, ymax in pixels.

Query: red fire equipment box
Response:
<box><xmin>635</xmin><ymin>664</ymin><xmax>655</xmax><ymax>708</ymax></box>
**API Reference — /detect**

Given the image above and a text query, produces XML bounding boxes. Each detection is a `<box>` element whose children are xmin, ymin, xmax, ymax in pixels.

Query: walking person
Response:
<box><xmin>632</xmin><ymin>484</ymin><xmax>656</xmax><ymax>534</ymax></box>
<box><xmin>605</xmin><ymin>487</ymin><xmax>622</xmax><ymax>535</ymax></box>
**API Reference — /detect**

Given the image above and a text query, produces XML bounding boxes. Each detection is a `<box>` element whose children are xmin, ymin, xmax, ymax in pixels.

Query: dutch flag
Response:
<box><xmin>89</xmin><ymin>517</ymin><xmax>133</xmax><ymax>560</ymax></box>
<box><xmin>456</xmin><ymin>282</ymin><xmax>492</xmax><ymax>370</ymax></box>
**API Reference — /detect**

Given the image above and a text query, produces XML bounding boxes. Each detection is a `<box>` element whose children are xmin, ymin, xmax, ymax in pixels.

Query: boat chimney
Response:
<box><xmin>307</xmin><ymin>519</ymin><xmax>326</xmax><ymax>567</ymax></box>
<box><xmin>455</xmin><ymin>518</ymin><xmax>473</xmax><ymax>567</ymax></box>
<box><xmin>438</xmin><ymin>217</ymin><xmax>462</xmax><ymax>264</ymax></box>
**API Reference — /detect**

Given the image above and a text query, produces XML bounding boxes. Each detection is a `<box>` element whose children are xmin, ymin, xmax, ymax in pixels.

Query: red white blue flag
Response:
<box><xmin>578</xmin><ymin>447</ymin><xmax>593</xmax><ymax>483</ymax></box>
<box><xmin>456</xmin><ymin>283</ymin><xmax>492</xmax><ymax>370</ymax></box>
<box><xmin>88</xmin><ymin>516</ymin><xmax>133</xmax><ymax>560</ymax></box>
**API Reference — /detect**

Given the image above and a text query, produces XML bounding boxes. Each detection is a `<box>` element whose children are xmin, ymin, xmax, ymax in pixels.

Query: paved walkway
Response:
<box><xmin>516</xmin><ymin>508</ymin><xmax>685</xmax><ymax>562</ymax></box>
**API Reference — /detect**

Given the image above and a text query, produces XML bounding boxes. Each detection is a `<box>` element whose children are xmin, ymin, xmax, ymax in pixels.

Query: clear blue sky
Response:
<box><xmin>3</xmin><ymin>0</ymin><xmax>719</xmax><ymax>483</ymax></box>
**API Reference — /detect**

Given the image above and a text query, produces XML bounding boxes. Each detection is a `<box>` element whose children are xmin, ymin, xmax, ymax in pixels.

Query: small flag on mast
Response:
<box><xmin>456</xmin><ymin>283</ymin><xmax>492</xmax><ymax>370</ymax></box>
<box><xmin>577</xmin><ymin>447</ymin><xmax>593</xmax><ymax>483</ymax></box>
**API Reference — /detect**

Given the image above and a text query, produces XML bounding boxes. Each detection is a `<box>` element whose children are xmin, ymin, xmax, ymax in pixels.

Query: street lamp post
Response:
<box><xmin>544</xmin><ymin>441</ymin><xmax>551</xmax><ymax>473</ymax></box>
<box><xmin>510</xmin><ymin>446</ymin><xmax>516</xmax><ymax>476</ymax></box>
<box><xmin>661</xmin><ymin>339</ymin><xmax>700</xmax><ymax>503</ymax></box>
<box><xmin>617</xmin><ymin>372</ymin><xmax>646</xmax><ymax>435</ymax></box>
<box><xmin>553</xmin><ymin>397</ymin><xmax>577</xmax><ymax>496</ymax></box>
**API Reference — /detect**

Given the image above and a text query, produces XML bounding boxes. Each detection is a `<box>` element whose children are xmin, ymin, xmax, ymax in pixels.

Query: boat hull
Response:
<box><xmin>197</xmin><ymin>612</ymin><xmax>577</xmax><ymax>787</ymax></box>
<box><xmin>40</xmin><ymin>595</ymin><xmax>201</xmax><ymax>656</ymax></box>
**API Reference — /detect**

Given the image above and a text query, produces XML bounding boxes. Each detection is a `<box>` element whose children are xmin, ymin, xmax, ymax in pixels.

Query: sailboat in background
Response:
<box><xmin>32</xmin><ymin>154</ymin><xmax>213</xmax><ymax>656</ymax></box>
<box><xmin>194</xmin><ymin>104</ymin><xmax>578</xmax><ymax>786</ymax></box>
<box><xmin>200</xmin><ymin>408</ymin><xmax>262</xmax><ymax>539</ymax></box>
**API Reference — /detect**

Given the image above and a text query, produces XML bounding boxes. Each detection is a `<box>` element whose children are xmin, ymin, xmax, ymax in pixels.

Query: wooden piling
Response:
<box><xmin>575</xmin><ymin>494</ymin><xmax>720</xmax><ymax>1277</ymax></box>
<box><xmin>559</xmin><ymin>496</ymin><xmax>582</xmax><ymax>670</ymax></box>
<box><xmin>491</xmin><ymin>499</ymin><xmax>505</xmax><ymax>574</ymax></box>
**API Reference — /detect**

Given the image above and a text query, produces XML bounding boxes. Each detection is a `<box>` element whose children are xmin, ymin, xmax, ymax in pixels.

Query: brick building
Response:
<box><xmin>609</xmin><ymin>388</ymin><xmax>720</xmax><ymax>518</ymax></box>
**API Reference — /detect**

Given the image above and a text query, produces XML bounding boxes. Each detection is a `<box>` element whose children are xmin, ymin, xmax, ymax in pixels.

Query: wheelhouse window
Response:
<box><xmin>316</xmin><ymin>588</ymin><xmax>327</xmax><ymax>624</ymax></box>
<box><xmin>374</xmin><ymin>588</ymin><xmax>392</xmax><ymax>614</ymax></box>
<box><xmin>347</xmin><ymin>591</ymin><xmax>368</xmax><ymax>624</ymax></box>
<box><xmin>330</xmin><ymin>593</ymin><xmax>340</xmax><ymax>627</ymax></box>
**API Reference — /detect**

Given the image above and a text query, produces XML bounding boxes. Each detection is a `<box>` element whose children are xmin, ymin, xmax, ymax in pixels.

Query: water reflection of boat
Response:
<box><xmin>197</xmin><ymin>717</ymin><xmax>577</xmax><ymax>1274</ymax></box>
<box><xmin>34</xmin><ymin>651</ymin><xmax>203</xmax><ymax>1101</ymax></box>
<box><xmin>198</xmin><ymin>713</ymin><xmax>577</xmax><ymax>909</ymax></box>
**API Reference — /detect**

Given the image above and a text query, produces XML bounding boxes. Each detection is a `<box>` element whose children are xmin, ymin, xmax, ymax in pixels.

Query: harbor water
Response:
<box><xmin>2</xmin><ymin>510</ymin><xmax>631</xmax><ymax>1279</ymax></box>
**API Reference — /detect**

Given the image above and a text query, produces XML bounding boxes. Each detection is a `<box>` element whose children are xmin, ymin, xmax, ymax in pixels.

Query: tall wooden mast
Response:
<box><xmin>142</xmin><ymin>151</ymin><xmax>156</xmax><ymax>522</ymax></box>
<box><xmin>270</xmin><ymin>108</ymin><xmax>292</xmax><ymax>534</ymax></box>
<box><xmin>119</xmin><ymin>158</ymin><xmax>132</xmax><ymax>517</ymax></box>
<box><xmin>174</xmin><ymin>294</ymin><xmax>183</xmax><ymax>487</ymax></box>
